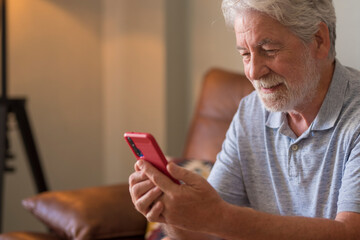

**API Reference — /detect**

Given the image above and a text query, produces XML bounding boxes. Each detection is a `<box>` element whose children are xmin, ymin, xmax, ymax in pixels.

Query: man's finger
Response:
<box><xmin>135</xmin><ymin>186</ymin><xmax>163</xmax><ymax>215</ymax></box>
<box><xmin>134</xmin><ymin>162</ymin><xmax>140</xmax><ymax>171</ymax></box>
<box><xmin>146</xmin><ymin>200</ymin><xmax>165</xmax><ymax>223</ymax></box>
<box><xmin>130</xmin><ymin>179</ymin><xmax>156</xmax><ymax>200</ymax></box>
<box><xmin>129</xmin><ymin>170</ymin><xmax>148</xmax><ymax>187</ymax></box>
<box><xmin>137</xmin><ymin>160</ymin><xmax>176</xmax><ymax>193</ymax></box>
<box><xmin>167</xmin><ymin>162</ymin><xmax>201</xmax><ymax>186</ymax></box>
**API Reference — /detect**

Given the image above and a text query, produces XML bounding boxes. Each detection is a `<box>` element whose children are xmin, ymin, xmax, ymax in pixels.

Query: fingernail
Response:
<box><xmin>137</xmin><ymin>160</ymin><xmax>144</xmax><ymax>169</ymax></box>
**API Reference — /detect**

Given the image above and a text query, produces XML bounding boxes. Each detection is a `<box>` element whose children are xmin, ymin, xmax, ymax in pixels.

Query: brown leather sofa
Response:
<box><xmin>0</xmin><ymin>68</ymin><xmax>253</xmax><ymax>240</ymax></box>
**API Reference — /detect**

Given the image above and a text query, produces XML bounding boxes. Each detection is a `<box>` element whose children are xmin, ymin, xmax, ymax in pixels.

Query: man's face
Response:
<box><xmin>234</xmin><ymin>10</ymin><xmax>320</xmax><ymax>112</ymax></box>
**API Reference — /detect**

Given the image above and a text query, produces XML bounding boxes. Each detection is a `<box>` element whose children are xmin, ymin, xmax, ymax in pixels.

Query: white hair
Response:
<box><xmin>222</xmin><ymin>0</ymin><xmax>336</xmax><ymax>59</ymax></box>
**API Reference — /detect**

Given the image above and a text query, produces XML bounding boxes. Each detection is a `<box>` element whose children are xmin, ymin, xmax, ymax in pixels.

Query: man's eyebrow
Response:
<box><xmin>236</xmin><ymin>46</ymin><xmax>247</xmax><ymax>51</ymax></box>
<box><xmin>236</xmin><ymin>38</ymin><xmax>282</xmax><ymax>51</ymax></box>
<box><xmin>258</xmin><ymin>38</ymin><xmax>281</xmax><ymax>46</ymax></box>
<box><xmin>257</xmin><ymin>38</ymin><xmax>272</xmax><ymax>46</ymax></box>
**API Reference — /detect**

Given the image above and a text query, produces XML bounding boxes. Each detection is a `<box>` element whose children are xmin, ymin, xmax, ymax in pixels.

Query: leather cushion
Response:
<box><xmin>0</xmin><ymin>232</ymin><xmax>61</xmax><ymax>240</ymax></box>
<box><xmin>21</xmin><ymin>184</ymin><xmax>147</xmax><ymax>240</ymax></box>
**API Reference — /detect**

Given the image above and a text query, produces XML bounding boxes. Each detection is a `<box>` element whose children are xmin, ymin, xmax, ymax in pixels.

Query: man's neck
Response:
<box><xmin>287</xmin><ymin>112</ymin><xmax>314</xmax><ymax>137</ymax></box>
<box><xmin>287</xmin><ymin>60</ymin><xmax>335</xmax><ymax>137</ymax></box>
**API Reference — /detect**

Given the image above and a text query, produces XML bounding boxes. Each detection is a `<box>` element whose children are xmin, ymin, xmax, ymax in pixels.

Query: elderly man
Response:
<box><xmin>129</xmin><ymin>0</ymin><xmax>360</xmax><ymax>239</ymax></box>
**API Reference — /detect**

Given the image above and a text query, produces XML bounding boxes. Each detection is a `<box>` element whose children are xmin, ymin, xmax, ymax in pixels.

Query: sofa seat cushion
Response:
<box><xmin>0</xmin><ymin>232</ymin><xmax>61</xmax><ymax>240</ymax></box>
<box><xmin>21</xmin><ymin>184</ymin><xmax>147</xmax><ymax>240</ymax></box>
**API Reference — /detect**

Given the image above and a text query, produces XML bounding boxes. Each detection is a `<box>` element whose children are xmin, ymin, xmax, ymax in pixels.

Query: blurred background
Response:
<box><xmin>2</xmin><ymin>0</ymin><xmax>359</xmax><ymax>233</ymax></box>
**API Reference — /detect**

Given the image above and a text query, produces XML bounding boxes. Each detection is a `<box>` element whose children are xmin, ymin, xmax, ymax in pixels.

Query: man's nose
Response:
<box><xmin>248</xmin><ymin>55</ymin><xmax>270</xmax><ymax>80</ymax></box>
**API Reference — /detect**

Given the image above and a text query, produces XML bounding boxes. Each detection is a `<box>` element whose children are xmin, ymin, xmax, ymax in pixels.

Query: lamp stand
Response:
<box><xmin>0</xmin><ymin>0</ymin><xmax>48</xmax><ymax>232</ymax></box>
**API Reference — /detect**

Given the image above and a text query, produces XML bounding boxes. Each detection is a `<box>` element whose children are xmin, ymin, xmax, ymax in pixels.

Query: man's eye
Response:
<box><xmin>240</xmin><ymin>52</ymin><xmax>250</xmax><ymax>58</ymax></box>
<box><xmin>264</xmin><ymin>49</ymin><xmax>278</xmax><ymax>56</ymax></box>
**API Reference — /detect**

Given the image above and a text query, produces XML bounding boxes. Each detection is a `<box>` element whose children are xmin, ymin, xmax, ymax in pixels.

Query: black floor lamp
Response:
<box><xmin>0</xmin><ymin>0</ymin><xmax>49</xmax><ymax>232</ymax></box>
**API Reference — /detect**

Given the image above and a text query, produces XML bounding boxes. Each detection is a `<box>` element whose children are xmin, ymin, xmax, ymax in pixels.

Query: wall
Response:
<box><xmin>165</xmin><ymin>1</ymin><xmax>190</xmax><ymax>157</ymax></box>
<box><xmin>4</xmin><ymin>0</ymin><xmax>103</xmax><ymax>232</ymax></box>
<box><xmin>187</xmin><ymin>0</ymin><xmax>244</xmax><ymax>116</ymax></box>
<box><xmin>334</xmin><ymin>0</ymin><xmax>360</xmax><ymax>70</ymax></box>
<box><xmin>102</xmin><ymin>0</ymin><xmax>167</xmax><ymax>184</ymax></box>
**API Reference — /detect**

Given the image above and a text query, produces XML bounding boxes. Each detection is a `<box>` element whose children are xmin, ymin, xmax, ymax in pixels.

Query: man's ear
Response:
<box><xmin>313</xmin><ymin>22</ymin><xmax>331</xmax><ymax>59</ymax></box>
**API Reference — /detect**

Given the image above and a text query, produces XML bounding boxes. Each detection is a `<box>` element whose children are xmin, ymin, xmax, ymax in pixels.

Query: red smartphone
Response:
<box><xmin>124</xmin><ymin>132</ymin><xmax>180</xmax><ymax>184</ymax></box>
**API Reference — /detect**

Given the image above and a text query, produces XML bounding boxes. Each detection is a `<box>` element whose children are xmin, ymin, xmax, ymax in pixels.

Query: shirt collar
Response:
<box><xmin>265</xmin><ymin>59</ymin><xmax>348</xmax><ymax>131</ymax></box>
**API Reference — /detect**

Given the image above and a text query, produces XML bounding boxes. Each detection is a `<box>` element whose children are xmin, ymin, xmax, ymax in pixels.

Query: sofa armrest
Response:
<box><xmin>22</xmin><ymin>183</ymin><xmax>147</xmax><ymax>240</ymax></box>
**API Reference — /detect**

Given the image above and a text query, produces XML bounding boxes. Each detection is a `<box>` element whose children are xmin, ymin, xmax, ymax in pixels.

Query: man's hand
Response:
<box><xmin>129</xmin><ymin>160</ymin><xmax>224</xmax><ymax>233</ymax></box>
<box><xmin>128</xmin><ymin>161</ymin><xmax>164</xmax><ymax>219</ymax></box>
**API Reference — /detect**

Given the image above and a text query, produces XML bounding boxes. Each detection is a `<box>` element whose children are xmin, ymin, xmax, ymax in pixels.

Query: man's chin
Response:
<box><xmin>263</xmin><ymin>104</ymin><xmax>286</xmax><ymax>112</ymax></box>
<box><xmin>260</xmin><ymin>97</ymin><xmax>290</xmax><ymax>113</ymax></box>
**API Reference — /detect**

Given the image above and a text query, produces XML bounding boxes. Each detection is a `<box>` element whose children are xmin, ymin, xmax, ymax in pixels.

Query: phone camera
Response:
<box><xmin>127</xmin><ymin>137</ymin><xmax>143</xmax><ymax>157</ymax></box>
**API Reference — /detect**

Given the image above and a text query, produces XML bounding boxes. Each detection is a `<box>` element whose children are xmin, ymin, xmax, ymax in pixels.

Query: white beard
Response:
<box><xmin>253</xmin><ymin>49</ymin><xmax>321</xmax><ymax>112</ymax></box>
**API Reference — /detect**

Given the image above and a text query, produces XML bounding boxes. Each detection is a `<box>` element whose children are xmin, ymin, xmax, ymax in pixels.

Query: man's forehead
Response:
<box><xmin>234</xmin><ymin>10</ymin><xmax>282</xmax><ymax>32</ymax></box>
<box><xmin>234</xmin><ymin>11</ymin><xmax>295</xmax><ymax>48</ymax></box>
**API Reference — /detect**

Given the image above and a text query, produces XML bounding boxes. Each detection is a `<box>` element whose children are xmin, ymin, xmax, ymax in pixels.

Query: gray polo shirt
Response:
<box><xmin>208</xmin><ymin>60</ymin><xmax>360</xmax><ymax>219</ymax></box>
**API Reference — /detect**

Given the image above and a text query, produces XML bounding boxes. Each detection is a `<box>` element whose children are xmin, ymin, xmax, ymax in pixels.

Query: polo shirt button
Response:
<box><xmin>291</xmin><ymin>145</ymin><xmax>299</xmax><ymax>151</ymax></box>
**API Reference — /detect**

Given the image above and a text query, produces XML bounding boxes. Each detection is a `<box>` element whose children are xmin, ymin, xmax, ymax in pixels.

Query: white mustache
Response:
<box><xmin>253</xmin><ymin>75</ymin><xmax>286</xmax><ymax>89</ymax></box>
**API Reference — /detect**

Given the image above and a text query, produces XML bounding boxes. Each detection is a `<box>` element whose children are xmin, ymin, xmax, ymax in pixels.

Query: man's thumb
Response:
<box><xmin>167</xmin><ymin>162</ymin><xmax>199</xmax><ymax>185</ymax></box>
